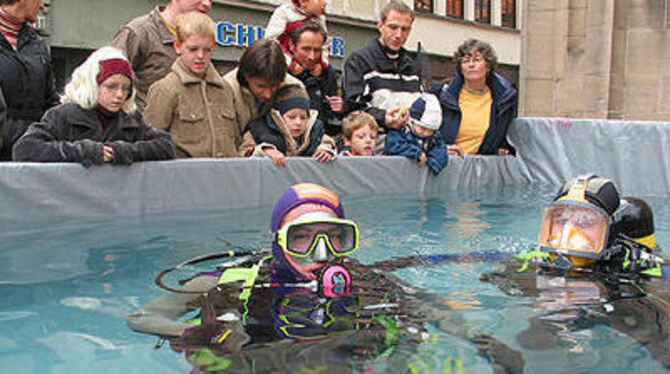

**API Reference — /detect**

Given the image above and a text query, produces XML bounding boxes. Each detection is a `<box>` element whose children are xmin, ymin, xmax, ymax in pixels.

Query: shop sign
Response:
<box><xmin>216</xmin><ymin>21</ymin><xmax>346</xmax><ymax>58</ymax></box>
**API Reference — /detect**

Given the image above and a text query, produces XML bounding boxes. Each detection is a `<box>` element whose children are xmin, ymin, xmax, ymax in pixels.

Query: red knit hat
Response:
<box><xmin>96</xmin><ymin>58</ymin><xmax>133</xmax><ymax>86</ymax></box>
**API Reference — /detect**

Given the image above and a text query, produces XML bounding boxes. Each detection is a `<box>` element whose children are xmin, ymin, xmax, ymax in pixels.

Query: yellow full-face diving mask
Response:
<box><xmin>539</xmin><ymin>177</ymin><xmax>612</xmax><ymax>268</ymax></box>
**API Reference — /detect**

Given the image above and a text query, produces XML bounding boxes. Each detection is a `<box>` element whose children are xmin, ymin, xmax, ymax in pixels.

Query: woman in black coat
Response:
<box><xmin>13</xmin><ymin>46</ymin><xmax>174</xmax><ymax>166</ymax></box>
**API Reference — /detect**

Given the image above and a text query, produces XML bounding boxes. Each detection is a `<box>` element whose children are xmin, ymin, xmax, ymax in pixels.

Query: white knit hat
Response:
<box><xmin>408</xmin><ymin>93</ymin><xmax>442</xmax><ymax>131</ymax></box>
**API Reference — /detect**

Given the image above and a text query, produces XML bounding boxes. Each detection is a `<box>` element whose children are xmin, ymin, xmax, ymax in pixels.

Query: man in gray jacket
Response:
<box><xmin>112</xmin><ymin>0</ymin><xmax>212</xmax><ymax>109</ymax></box>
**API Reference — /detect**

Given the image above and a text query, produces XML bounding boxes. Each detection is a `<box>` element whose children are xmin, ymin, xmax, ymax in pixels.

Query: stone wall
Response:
<box><xmin>520</xmin><ymin>0</ymin><xmax>670</xmax><ymax>120</ymax></box>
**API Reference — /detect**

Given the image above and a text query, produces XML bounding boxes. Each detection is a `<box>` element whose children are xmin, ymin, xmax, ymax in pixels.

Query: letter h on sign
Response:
<box><xmin>216</xmin><ymin>22</ymin><xmax>264</xmax><ymax>47</ymax></box>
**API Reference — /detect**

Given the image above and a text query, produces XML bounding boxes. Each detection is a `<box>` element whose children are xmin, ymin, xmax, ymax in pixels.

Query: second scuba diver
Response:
<box><xmin>127</xmin><ymin>183</ymin><xmax>525</xmax><ymax>373</ymax></box>
<box><xmin>481</xmin><ymin>174</ymin><xmax>670</xmax><ymax>368</ymax></box>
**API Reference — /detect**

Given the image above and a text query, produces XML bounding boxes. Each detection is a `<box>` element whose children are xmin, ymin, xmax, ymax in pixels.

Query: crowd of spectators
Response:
<box><xmin>0</xmin><ymin>0</ymin><xmax>518</xmax><ymax>169</ymax></box>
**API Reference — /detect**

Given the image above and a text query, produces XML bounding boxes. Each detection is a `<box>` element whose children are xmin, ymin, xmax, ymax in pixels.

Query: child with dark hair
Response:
<box><xmin>385</xmin><ymin>93</ymin><xmax>448</xmax><ymax>174</ymax></box>
<box><xmin>265</xmin><ymin>0</ymin><xmax>329</xmax><ymax>74</ymax></box>
<box><xmin>244</xmin><ymin>85</ymin><xmax>336</xmax><ymax>167</ymax></box>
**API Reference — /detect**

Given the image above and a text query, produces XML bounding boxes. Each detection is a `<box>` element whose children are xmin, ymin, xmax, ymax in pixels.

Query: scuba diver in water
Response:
<box><xmin>127</xmin><ymin>183</ymin><xmax>524</xmax><ymax>373</ymax></box>
<box><xmin>480</xmin><ymin>174</ymin><xmax>670</xmax><ymax>368</ymax></box>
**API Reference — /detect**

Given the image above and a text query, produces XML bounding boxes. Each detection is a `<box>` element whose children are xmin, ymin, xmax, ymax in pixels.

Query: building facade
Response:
<box><xmin>35</xmin><ymin>0</ymin><xmax>521</xmax><ymax>91</ymax></box>
<box><xmin>520</xmin><ymin>0</ymin><xmax>670</xmax><ymax>120</ymax></box>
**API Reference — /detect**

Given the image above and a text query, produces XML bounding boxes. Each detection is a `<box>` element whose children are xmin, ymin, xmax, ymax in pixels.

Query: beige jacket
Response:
<box><xmin>112</xmin><ymin>6</ymin><xmax>177</xmax><ymax>109</ymax></box>
<box><xmin>252</xmin><ymin>109</ymin><xmax>337</xmax><ymax>158</ymax></box>
<box><xmin>144</xmin><ymin>59</ymin><xmax>241</xmax><ymax>158</ymax></box>
<box><xmin>222</xmin><ymin>68</ymin><xmax>304</xmax><ymax>134</ymax></box>
<box><xmin>223</xmin><ymin>68</ymin><xmax>305</xmax><ymax>157</ymax></box>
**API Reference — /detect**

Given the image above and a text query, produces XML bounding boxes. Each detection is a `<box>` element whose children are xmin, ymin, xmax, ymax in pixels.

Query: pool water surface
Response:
<box><xmin>1</xmin><ymin>183</ymin><xmax>669</xmax><ymax>373</ymax></box>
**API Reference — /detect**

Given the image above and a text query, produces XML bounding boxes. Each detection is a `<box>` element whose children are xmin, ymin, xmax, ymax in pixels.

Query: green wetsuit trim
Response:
<box><xmin>217</xmin><ymin>255</ymin><xmax>270</xmax><ymax>301</ymax></box>
<box><xmin>216</xmin><ymin>255</ymin><xmax>271</xmax><ymax>325</ymax></box>
<box><xmin>641</xmin><ymin>266</ymin><xmax>662</xmax><ymax>277</ymax></box>
<box><xmin>375</xmin><ymin>314</ymin><xmax>399</xmax><ymax>346</ymax></box>
<box><xmin>189</xmin><ymin>348</ymin><xmax>232</xmax><ymax>371</ymax></box>
<box><xmin>514</xmin><ymin>249</ymin><xmax>550</xmax><ymax>273</ymax></box>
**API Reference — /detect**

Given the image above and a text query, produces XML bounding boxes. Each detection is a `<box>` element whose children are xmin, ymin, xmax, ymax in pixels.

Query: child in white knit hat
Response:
<box><xmin>384</xmin><ymin>93</ymin><xmax>448</xmax><ymax>174</ymax></box>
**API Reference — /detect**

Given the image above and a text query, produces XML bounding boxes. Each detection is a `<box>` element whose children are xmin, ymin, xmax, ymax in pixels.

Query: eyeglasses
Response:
<box><xmin>275</xmin><ymin>217</ymin><xmax>360</xmax><ymax>258</ymax></box>
<box><xmin>101</xmin><ymin>82</ymin><xmax>132</xmax><ymax>95</ymax></box>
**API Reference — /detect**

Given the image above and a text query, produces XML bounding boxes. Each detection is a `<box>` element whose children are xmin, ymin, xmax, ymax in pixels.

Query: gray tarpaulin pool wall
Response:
<box><xmin>1</xmin><ymin>117</ymin><xmax>668</xmax><ymax>222</ymax></box>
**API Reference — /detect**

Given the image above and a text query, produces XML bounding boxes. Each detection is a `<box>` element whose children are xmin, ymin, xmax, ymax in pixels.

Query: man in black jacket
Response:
<box><xmin>0</xmin><ymin>0</ymin><xmax>58</xmax><ymax>160</ymax></box>
<box><xmin>342</xmin><ymin>0</ymin><xmax>421</xmax><ymax>150</ymax></box>
<box><xmin>288</xmin><ymin>22</ymin><xmax>343</xmax><ymax>136</ymax></box>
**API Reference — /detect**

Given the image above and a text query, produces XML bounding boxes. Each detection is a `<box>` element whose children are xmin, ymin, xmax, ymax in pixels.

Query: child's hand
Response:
<box><xmin>418</xmin><ymin>152</ymin><xmax>427</xmax><ymax>167</ymax></box>
<box><xmin>385</xmin><ymin>107</ymin><xmax>409</xmax><ymax>129</ymax></box>
<box><xmin>312</xmin><ymin>149</ymin><xmax>334</xmax><ymax>163</ymax></box>
<box><xmin>289</xmin><ymin>61</ymin><xmax>306</xmax><ymax>76</ymax></box>
<box><xmin>310</xmin><ymin>62</ymin><xmax>323</xmax><ymax>77</ymax></box>
<box><xmin>103</xmin><ymin>145</ymin><xmax>115</xmax><ymax>162</ymax></box>
<box><xmin>264</xmin><ymin>148</ymin><xmax>287</xmax><ymax>167</ymax></box>
<box><xmin>326</xmin><ymin>96</ymin><xmax>343</xmax><ymax>113</ymax></box>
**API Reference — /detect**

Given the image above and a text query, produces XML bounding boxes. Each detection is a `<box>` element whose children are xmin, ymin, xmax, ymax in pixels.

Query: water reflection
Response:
<box><xmin>484</xmin><ymin>267</ymin><xmax>670</xmax><ymax>370</ymax></box>
<box><xmin>448</xmin><ymin>201</ymin><xmax>491</xmax><ymax>244</ymax></box>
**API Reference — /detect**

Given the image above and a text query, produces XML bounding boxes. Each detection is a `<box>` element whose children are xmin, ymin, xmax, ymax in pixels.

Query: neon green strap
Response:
<box><xmin>218</xmin><ymin>256</ymin><xmax>270</xmax><ymax>301</ymax></box>
<box><xmin>641</xmin><ymin>266</ymin><xmax>662</xmax><ymax>277</ymax></box>
<box><xmin>514</xmin><ymin>248</ymin><xmax>550</xmax><ymax>272</ymax></box>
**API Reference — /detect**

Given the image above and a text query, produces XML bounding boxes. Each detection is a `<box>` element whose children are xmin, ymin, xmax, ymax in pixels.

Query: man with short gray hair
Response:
<box><xmin>112</xmin><ymin>0</ymin><xmax>212</xmax><ymax>109</ymax></box>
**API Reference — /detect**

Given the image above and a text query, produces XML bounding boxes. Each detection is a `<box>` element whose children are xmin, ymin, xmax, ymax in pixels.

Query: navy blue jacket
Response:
<box><xmin>430</xmin><ymin>72</ymin><xmax>517</xmax><ymax>155</ymax></box>
<box><xmin>244</xmin><ymin>112</ymin><xmax>326</xmax><ymax>157</ymax></box>
<box><xmin>385</xmin><ymin>125</ymin><xmax>448</xmax><ymax>174</ymax></box>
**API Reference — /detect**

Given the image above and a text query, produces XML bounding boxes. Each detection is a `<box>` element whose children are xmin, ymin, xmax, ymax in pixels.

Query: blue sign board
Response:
<box><xmin>216</xmin><ymin>21</ymin><xmax>345</xmax><ymax>58</ymax></box>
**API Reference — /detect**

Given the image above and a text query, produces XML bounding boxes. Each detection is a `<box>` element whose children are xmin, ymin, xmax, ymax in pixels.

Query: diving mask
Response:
<box><xmin>275</xmin><ymin>211</ymin><xmax>360</xmax><ymax>261</ymax></box>
<box><xmin>538</xmin><ymin>201</ymin><xmax>610</xmax><ymax>261</ymax></box>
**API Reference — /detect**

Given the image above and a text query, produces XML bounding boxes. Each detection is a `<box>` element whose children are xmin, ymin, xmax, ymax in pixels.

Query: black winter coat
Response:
<box><xmin>294</xmin><ymin>66</ymin><xmax>341</xmax><ymax>136</ymax></box>
<box><xmin>13</xmin><ymin>103</ymin><xmax>174</xmax><ymax>166</ymax></box>
<box><xmin>0</xmin><ymin>25</ymin><xmax>58</xmax><ymax>160</ymax></box>
<box><xmin>244</xmin><ymin>111</ymin><xmax>326</xmax><ymax>157</ymax></box>
<box><xmin>343</xmin><ymin>39</ymin><xmax>421</xmax><ymax>130</ymax></box>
